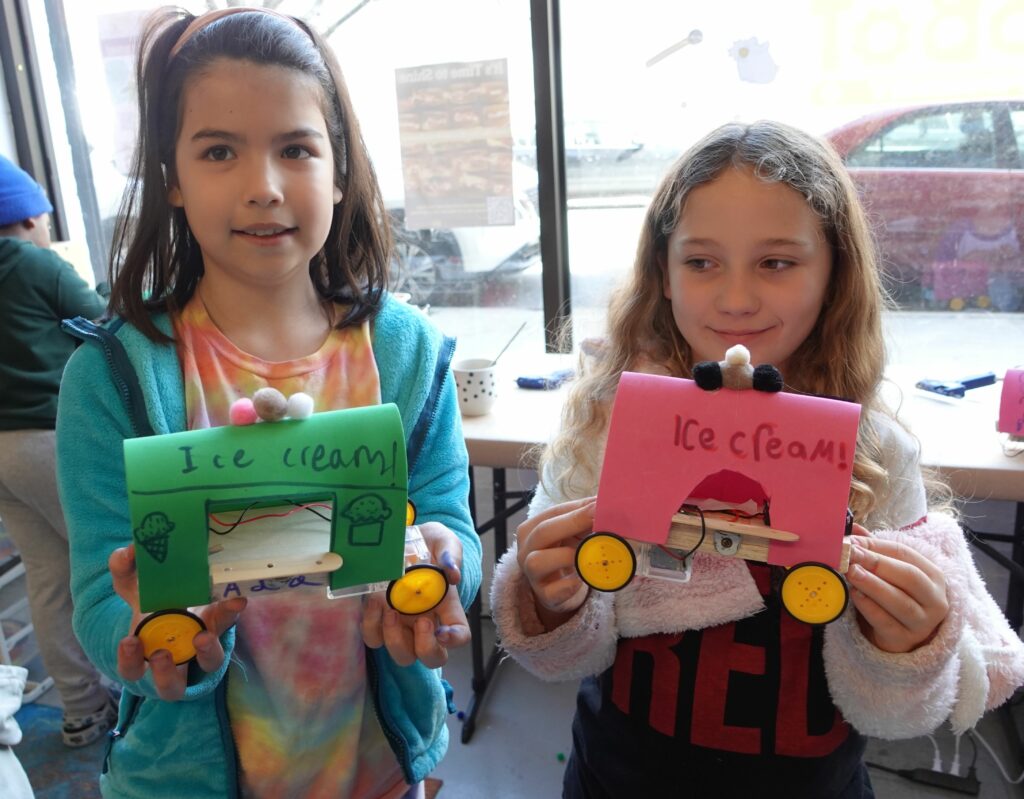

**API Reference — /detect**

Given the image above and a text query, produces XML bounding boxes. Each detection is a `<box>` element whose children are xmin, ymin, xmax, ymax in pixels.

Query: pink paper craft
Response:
<box><xmin>998</xmin><ymin>369</ymin><xmax>1024</xmax><ymax>436</ymax></box>
<box><xmin>595</xmin><ymin>372</ymin><xmax>861</xmax><ymax>568</ymax></box>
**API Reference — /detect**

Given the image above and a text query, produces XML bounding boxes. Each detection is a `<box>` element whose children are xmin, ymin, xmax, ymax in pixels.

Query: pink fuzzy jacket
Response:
<box><xmin>491</xmin><ymin>412</ymin><xmax>1024</xmax><ymax>740</ymax></box>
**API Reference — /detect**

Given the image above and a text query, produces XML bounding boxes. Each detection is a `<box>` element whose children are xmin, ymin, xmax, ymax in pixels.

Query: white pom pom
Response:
<box><xmin>286</xmin><ymin>392</ymin><xmax>315</xmax><ymax>419</ymax></box>
<box><xmin>724</xmin><ymin>344</ymin><xmax>750</xmax><ymax>366</ymax></box>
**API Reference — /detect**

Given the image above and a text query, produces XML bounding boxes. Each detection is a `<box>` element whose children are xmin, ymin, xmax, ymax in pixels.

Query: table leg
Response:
<box><xmin>460</xmin><ymin>466</ymin><xmax>531</xmax><ymax>743</ymax></box>
<box><xmin>464</xmin><ymin>469</ymin><xmax>485</xmax><ymax>732</ymax></box>
<box><xmin>1005</xmin><ymin>503</ymin><xmax>1024</xmax><ymax>632</ymax></box>
<box><xmin>969</xmin><ymin>502</ymin><xmax>1024</xmax><ymax>770</ymax></box>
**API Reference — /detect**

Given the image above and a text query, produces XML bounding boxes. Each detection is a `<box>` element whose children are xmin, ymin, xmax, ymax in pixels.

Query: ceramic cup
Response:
<box><xmin>452</xmin><ymin>358</ymin><xmax>497</xmax><ymax>416</ymax></box>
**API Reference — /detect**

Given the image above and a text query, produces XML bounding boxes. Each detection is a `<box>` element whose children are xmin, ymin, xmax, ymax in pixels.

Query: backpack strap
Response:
<box><xmin>61</xmin><ymin>316</ymin><xmax>156</xmax><ymax>438</ymax></box>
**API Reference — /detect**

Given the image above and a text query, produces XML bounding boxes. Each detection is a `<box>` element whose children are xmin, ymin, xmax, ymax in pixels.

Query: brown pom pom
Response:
<box><xmin>252</xmin><ymin>387</ymin><xmax>288</xmax><ymax>422</ymax></box>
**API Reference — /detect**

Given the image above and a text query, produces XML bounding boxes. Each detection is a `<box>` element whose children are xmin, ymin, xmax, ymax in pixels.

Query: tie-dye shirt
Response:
<box><xmin>173</xmin><ymin>296</ymin><xmax>408</xmax><ymax>799</ymax></box>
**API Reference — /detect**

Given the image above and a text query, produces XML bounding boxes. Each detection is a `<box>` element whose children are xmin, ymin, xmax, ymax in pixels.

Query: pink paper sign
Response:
<box><xmin>595</xmin><ymin>373</ymin><xmax>861</xmax><ymax>568</ymax></box>
<box><xmin>998</xmin><ymin>369</ymin><xmax>1024</xmax><ymax>436</ymax></box>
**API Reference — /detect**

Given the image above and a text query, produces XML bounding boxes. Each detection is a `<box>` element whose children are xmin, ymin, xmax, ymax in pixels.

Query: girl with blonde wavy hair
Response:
<box><xmin>491</xmin><ymin>120</ymin><xmax>1024</xmax><ymax>798</ymax></box>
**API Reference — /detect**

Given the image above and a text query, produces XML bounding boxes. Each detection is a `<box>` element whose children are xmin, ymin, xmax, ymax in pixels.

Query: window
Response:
<box><xmin>14</xmin><ymin>0</ymin><xmax>1024</xmax><ymax>374</ymax></box>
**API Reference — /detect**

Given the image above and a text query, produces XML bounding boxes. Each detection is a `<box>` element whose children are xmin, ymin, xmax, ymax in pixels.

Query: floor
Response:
<box><xmin>5</xmin><ymin>479</ymin><xmax>1024</xmax><ymax>798</ymax></box>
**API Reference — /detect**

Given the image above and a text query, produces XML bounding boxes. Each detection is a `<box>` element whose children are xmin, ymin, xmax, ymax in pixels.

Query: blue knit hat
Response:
<box><xmin>0</xmin><ymin>155</ymin><xmax>53</xmax><ymax>228</ymax></box>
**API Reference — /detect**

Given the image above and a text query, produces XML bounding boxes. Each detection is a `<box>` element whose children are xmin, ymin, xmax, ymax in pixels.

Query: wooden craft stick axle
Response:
<box><xmin>665</xmin><ymin>519</ymin><xmax>851</xmax><ymax>574</ymax></box>
<box><xmin>210</xmin><ymin>551</ymin><xmax>343</xmax><ymax>584</ymax></box>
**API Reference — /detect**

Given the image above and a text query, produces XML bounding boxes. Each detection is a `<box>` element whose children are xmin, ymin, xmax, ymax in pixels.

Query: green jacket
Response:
<box><xmin>56</xmin><ymin>295</ymin><xmax>481</xmax><ymax>798</ymax></box>
<box><xmin>0</xmin><ymin>236</ymin><xmax>105</xmax><ymax>429</ymax></box>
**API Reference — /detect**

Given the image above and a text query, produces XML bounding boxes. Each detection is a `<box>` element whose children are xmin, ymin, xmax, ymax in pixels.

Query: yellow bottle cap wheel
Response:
<box><xmin>387</xmin><ymin>564</ymin><xmax>448</xmax><ymax>615</ymax></box>
<box><xmin>405</xmin><ymin>500</ymin><xmax>417</xmax><ymax>526</ymax></box>
<box><xmin>134</xmin><ymin>610</ymin><xmax>206</xmax><ymax>665</ymax></box>
<box><xmin>575</xmin><ymin>533</ymin><xmax>636</xmax><ymax>592</ymax></box>
<box><xmin>780</xmin><ymin>563</ymin><xmax>848</xmax><ymax>625</ymax></box>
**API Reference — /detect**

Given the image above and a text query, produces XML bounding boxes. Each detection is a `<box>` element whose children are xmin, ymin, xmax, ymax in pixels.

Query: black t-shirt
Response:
<box><xmin>563</xmin><ymin>563</ymin><xmax>870</xmax><ymax>799</ymax></box>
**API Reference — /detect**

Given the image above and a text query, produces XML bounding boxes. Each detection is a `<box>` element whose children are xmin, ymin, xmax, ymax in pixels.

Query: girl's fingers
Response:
<box><xmin>537</xmin><ymin>574</ymin><xmax>589</xmax><ymax>613</ymax></box>
<box><xmin>148</xmin><ymin>650</ymin><xmax>186</xmax><ymax>701</ymax></box>
<box><xmin>847</xmin><ymin>563</ymin><xmax>928</xmax><ymax>631</ymax></box>
<box><xmin>521</xmin><ymin>546</ymin><xmax>579</xmax><ymax>586</ymax></box>
<box><xmin>849</xmin><ymin>536</ymin><xmax>945</xmax><ymax>585</ymax></box>
<box><xmin>198</xmin><ymin>597</ymin><xmax>248</xmax><ymax>637</ymax></box>
<box><xmin>192</xmin><ymin>630</ymin><xmax>227</xmax><ymax>674</ymax></box>
<box><xmin>361</xmin><ymin>594</ymin><xmax>386</xmax><ymax>649</ymax></box>
<box><xmin>117</xmin><ymin>636</ymin><xmax>147</xmax><ymax>682</ymax></box>
<box><xmin>522</xmin><ymin>496</ymin><xmax>597</xmax><ymax>530</ymax></box>
<box><xmin>848</xmin><ymin>538</ymin><xmax>947</xmax><ymax>620</ymax></box>
<box><xmin>433</xmin><ymin>591</ymin><xmax>470</xmax><ymax>649</ymax></box>
<box><xmin>381</xmin><ymin>609</ymin><xmax>416</xmax><ymax>667</ymax></box>
<box><xmin>413</xmin><ymin>616</ymin><xmax>447</xmax><ymax>669</ymax></box>
<box><xmin>849</xmin><ymin>586</ymin><xmax>895</xmax><ymax>637</ymax></box>
<box><xmin>517</xmin><ymin>499</ymin><xmax>596</xmax><ymax>559</ymax></box>
<box><xmin>419</xmin><ymin>522</ymin><xmax>463</xmax><ymax>586</ymax></box>
<box><xmin>109</xmin><ymin>545</ymin><xmax>141</xmax><ymax>610</ymax></box>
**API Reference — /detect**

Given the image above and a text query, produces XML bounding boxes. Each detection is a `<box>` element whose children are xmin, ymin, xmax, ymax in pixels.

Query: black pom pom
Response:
<box><xmin>752</xmin><ymin>364</ymin><xmax>783</xmax><ymax>393</ymax></box>
<box><xmin>693</xmin><ymin>361</ymin><xmax>723</xmax><ymax>391</ymax></box>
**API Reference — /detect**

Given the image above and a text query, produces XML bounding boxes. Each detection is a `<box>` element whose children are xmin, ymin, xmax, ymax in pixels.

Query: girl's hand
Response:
<box><xmin>361</xmin><ymin>521</ymin><xmax>469</xmax><ymax>668</ymax></box>
<box><xmin>110</xmin><ymin>545</ymin><xmax>248</xmax><ymax>701</ymax></box>
<box><xmin>516</xmin><ymin>497</ymin><xmax>596</xmax><ymax>630</ymax></box>
<box><xmin>846</xmin><ymin>530</ymin><xmax>949</xmax><ymax>653</ymax></box>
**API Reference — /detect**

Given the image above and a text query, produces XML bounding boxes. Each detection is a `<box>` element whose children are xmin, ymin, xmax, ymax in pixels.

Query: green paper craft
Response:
<box><xmin>124</xmin><ymin>404</ymin><xmax>408</xmax><ymax>613</ymax></box>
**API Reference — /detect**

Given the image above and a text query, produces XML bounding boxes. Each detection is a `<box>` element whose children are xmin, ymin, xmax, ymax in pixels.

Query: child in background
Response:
<box><xmin>0</xmin><ymin>154</ymin><xmax>116</xmax><ymax>748</ymax></box>
<box><xmin>491</xmin><ymin>120</ymin><xmax>1024</xmax><ymax>798</ymax></box>
<box><xmin>55</xmin><ymin>8</ymin><xmax>480</xmax><ymax>799</ymax></box>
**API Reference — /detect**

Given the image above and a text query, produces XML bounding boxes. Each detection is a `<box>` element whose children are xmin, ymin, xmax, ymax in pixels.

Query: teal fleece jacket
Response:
<box><xmin>55</xmin><ymin>295</ymin><xmax>481</xmax><ymax>798</ymax></box>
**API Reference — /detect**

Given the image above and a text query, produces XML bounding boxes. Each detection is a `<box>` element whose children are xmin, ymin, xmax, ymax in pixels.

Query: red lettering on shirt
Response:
<box><xmin>612</xmin><ymin>634</ymin><xmax>683</xmax><ymax>736</ymax></box>
<box><xmin>690</xmin><ymin>623</ymin><xmax>766</xmax><ymax>753</ymax></box>
<box><xmin>775</xmin><ymin>606</ymin><xmax>850</xmax><ymax>756</ymax></box>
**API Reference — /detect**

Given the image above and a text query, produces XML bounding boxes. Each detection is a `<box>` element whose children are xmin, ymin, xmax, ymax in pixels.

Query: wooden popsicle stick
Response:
<box><xmin>663</xmin><ymin>523</ymin><xmax>853</xmax><ymax>574</ymax></box>
<box><xmin>670</xmin><ymin>511</ymin><xmax>800</xmax><ymax>541</ymax></box>
<box><xmin>664</xmin><ymin>524</ymin><xmax>769</xmax><ymax>562</ymax></box>
<box><xmin>210</xmin><ymin>551</ymin><xmax>343</xmax><ymax>584</ymax></box>
<box><xmin>838</xmin><ymin>539</ymin><xmax>851</xmax><ymax>574</ymax></box>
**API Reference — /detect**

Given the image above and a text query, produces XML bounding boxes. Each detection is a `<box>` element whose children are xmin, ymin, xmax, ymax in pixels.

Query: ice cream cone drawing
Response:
<box><xmin>134</xmin><ymin>511</ymin><xmax>175</xmax><ymax>563</ymax></box>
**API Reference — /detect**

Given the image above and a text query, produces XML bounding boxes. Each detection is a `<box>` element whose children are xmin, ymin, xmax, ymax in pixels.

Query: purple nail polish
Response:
<box><xmin>440</xmin><ymin>551</ymin><xmax>459</xmax><ymax>571</ymax></box>
<box><xmin>435</xmin><ymin>624</ymin><xmax>453</xmax><ymax>637</ymax></box>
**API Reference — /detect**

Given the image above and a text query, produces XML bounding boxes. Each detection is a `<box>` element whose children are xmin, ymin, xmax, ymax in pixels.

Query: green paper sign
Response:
<box><xmin>124</xmin><ymin>405</ymin><xmax>408</xmax><ymax>612</ymax></box>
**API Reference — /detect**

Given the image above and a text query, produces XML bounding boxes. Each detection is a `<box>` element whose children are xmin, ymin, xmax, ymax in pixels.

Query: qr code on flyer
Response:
<box><xmin>486</xmin><ymin>195</ymin><xmax>515</xmax><ymax>226</ymax></box>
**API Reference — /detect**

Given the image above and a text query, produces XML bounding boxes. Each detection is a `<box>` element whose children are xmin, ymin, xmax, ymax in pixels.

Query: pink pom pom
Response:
<box><xmin>229</xmin><ymin>398</ymin><xmax>259</xmax><ymax>426</ymax></box>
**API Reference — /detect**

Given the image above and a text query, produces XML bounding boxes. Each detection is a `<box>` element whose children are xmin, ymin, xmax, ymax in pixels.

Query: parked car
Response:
<box><xmin>826</xmin><ymin>100</ymin><xmax>1024</xmax><ymax>311</ymax></box>
<box><xmin>386</xmin><ymin>161</ymin><xmax>540</xmax><ymax>305</ymax></box>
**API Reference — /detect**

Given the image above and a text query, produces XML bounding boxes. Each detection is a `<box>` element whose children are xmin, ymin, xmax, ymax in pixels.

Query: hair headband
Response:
<box><xmin>168</xmin><ymin>7</ymin><xmax>308</xmax><ymax>60</ymax></box>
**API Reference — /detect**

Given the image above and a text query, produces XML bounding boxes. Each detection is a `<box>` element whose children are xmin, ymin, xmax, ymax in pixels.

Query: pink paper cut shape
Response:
<box><xmin>594</xmin><ymin>373</ymin><xmax>861</xmax><ymax>569</ymax></box>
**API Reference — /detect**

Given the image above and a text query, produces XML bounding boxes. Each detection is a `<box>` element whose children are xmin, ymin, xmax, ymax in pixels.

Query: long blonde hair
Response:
<box><xmin>545</xmin><ymin>120</ymin><xmax>901</xmax><ymax>522</ymax></box>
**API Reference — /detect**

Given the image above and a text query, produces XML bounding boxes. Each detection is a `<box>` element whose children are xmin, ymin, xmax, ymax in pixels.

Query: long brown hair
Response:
<box><xmin>545</xmin><ymin>120</ymin><xmax>909</xmax><ymax>522</ymax></box>
<box><xmin>107</xmin><ymin>7</ymin><xmax>391</xmax><ymax>341</ymax></box>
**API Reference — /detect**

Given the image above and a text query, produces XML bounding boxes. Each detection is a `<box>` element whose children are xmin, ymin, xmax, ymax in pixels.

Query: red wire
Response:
<box><xmin>209</xmin><ymin>502</ymin><xmax>334</xmax><ymax>529</ymax></box>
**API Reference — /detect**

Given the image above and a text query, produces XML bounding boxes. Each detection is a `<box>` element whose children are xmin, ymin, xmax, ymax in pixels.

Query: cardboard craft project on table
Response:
<box><xmin>580</xmin><ymin>371</ymin><xmax>862</xmax><ymax>625</ymax></box>
<box><xmin>124</xmin><ymin>404</ymin><xmax>446</xmax><ymax>662</ymax></box>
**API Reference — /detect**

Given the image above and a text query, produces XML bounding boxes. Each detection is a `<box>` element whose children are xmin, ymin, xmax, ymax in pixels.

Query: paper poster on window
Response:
<box><xmin>395</xmin><ymin>59</ymin><xmax>514</xmax><ymax>229</ymax></box>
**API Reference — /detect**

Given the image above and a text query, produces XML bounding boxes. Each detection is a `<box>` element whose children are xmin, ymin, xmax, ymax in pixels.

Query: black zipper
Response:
<box><xmin>214</xmin><ymin>667</ymin><xmax>242</xmax><ymax>797</ymax></box>
<box><xmin>365</xmin><ymin>647</ymin><xmax>414</xmax><ymax>784</ymax></box>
